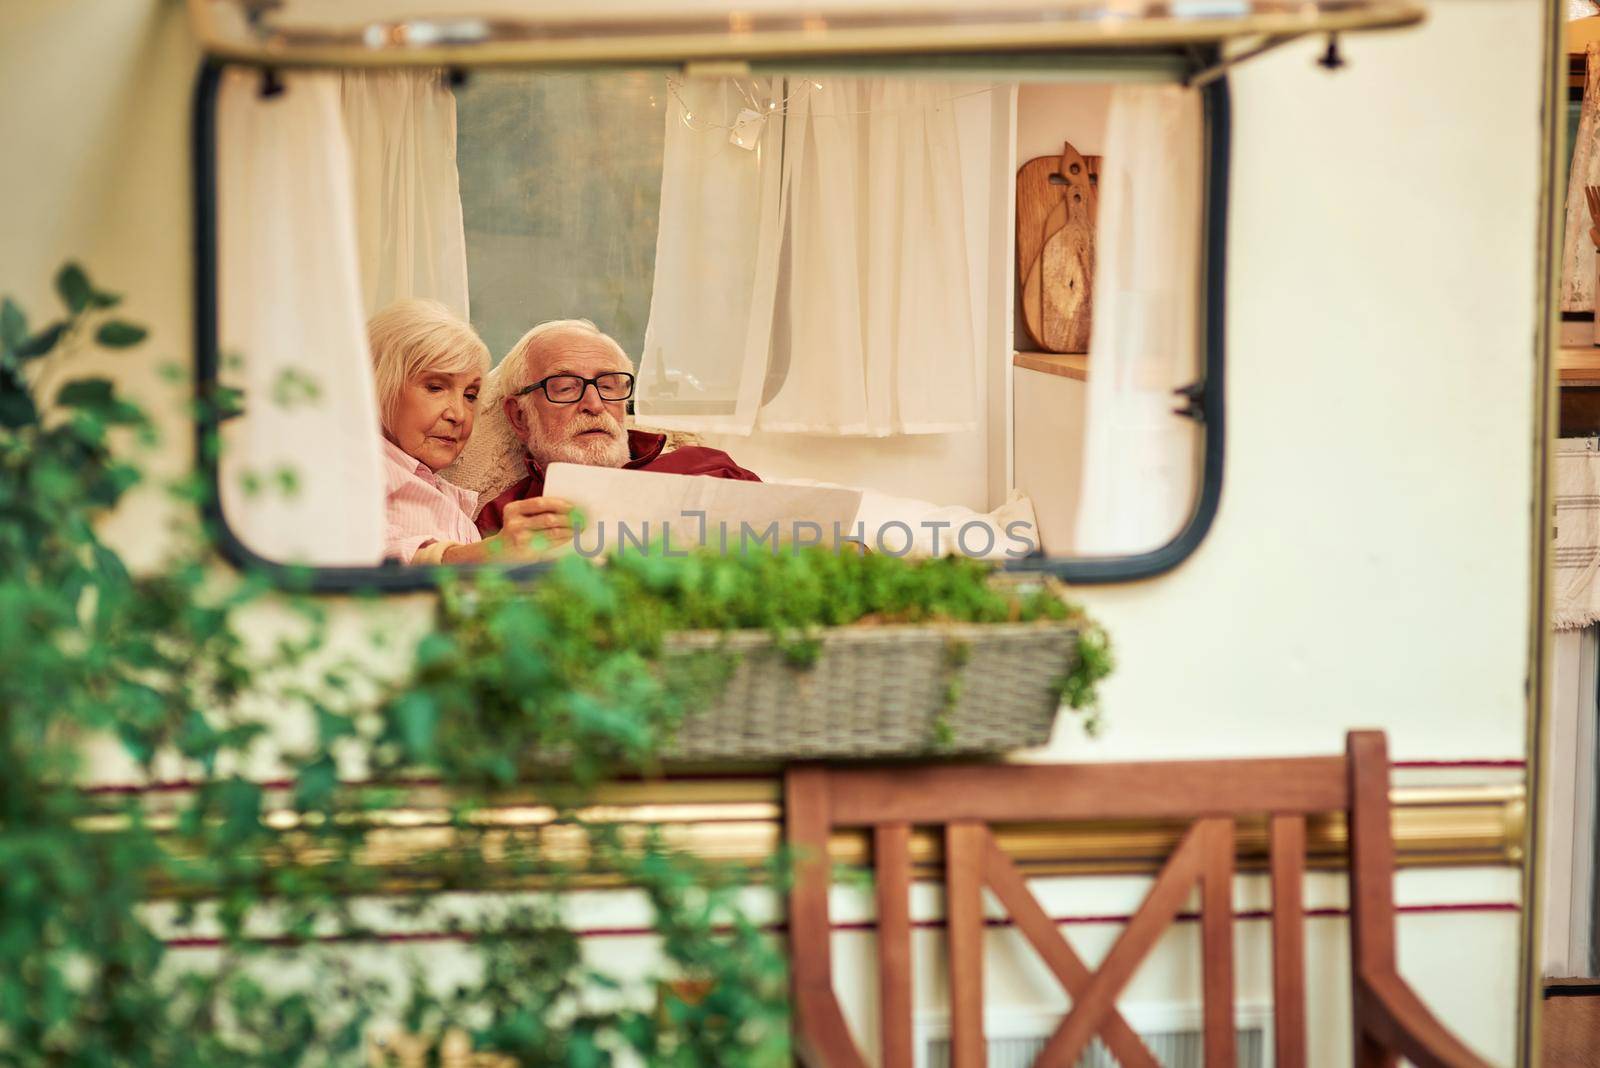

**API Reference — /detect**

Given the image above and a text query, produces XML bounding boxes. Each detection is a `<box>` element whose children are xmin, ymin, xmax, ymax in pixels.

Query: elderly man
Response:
<box><xmin>476</xmin><ymin>319</ymin><xmax>760</xmax><ymax>538</ymax></box>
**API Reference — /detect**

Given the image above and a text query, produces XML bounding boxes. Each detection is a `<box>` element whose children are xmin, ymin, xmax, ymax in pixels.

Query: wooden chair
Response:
<box><xmin>785</xmin><ymin>731</ymin><xmax>1494</xmax><ymax>1068</ymax></box>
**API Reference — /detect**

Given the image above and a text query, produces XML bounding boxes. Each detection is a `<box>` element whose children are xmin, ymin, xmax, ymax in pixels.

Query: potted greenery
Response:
<box><xmin>409</xmin><ymin>550</ymin><xmax>1109</xmax><ymax>776</ymax></box>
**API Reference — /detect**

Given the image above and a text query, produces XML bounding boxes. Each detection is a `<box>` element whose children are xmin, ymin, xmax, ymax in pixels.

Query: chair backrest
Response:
<box><xmin>783</xmin><ymin>730</ymin><xmax>1493</xmax><ymax>1068</ymax></box>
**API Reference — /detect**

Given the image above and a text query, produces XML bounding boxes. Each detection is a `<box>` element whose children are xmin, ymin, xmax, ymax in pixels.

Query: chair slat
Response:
<box><xmin>946</xmin><ymin>821</ymin><xmax>988</xmax><ymax>1068</ymax></box>
<box><xmin>786</xmin><ymin>767</ymin><xmax>870</xmax><ymax>1068</ymax></box>
<box><xmin>1348</xmin><ymin>731</ymin><xmax>1401</xmax><ymax>1068</ymax></box>
<box><xmin>1201</xmin><ymin>819</ymin><xmax>1237</xmax><ymax>1068</ymax></box>
<box><xmin>1358</xmin><ymin>972</ymin><xmax>1492</xmax><ymax>1068</ymax></box>
<box><xmin>978</xmin><ymin>835</ymin><xmax>1159</xmax><ymax>1068</ymax></box>
<box><xmin>786</xmin><ymin>767</ymin><xmax>834</xmax><ymax>993</ymax></box>
<box><xmin>828</xmin><ymin>758</ymin><xmax>1348</xmax><ymax>826</ymax></box>
<box><xmin>1270</xmin><ymin>814</ymin><xmax>1308</xmax><ymax>1068</ymax></box>
<box><xmin>875</xmin><ymin>822</ymin><xmax>914</xmax><ymax>1068</ymax></box>
<box><xmin>1348</xmin><ymin>732</ymin><xmax>1397</xmax><ymax>976</ymax></box>
<box><xmin>1034</xmin><ymin>819</ymin><xmax>1212</xmax><ymax>1068</ymax></box>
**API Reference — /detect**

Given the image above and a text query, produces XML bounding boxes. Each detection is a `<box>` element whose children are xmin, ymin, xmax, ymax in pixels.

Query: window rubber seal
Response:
<box><xmin>191</xmin><ymin>56</ymin><xmax>1228</xmax><ymax>592</ymax></box>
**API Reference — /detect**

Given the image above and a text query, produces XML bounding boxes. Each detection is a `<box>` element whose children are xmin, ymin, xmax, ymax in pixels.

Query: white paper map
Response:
<box><xmin>542</xmin><ymin>463</ymin><xmax>864</xmax><ymax>554</ymax></box>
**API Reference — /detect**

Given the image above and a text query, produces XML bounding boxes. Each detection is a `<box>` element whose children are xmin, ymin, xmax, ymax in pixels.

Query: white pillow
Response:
<box><xmin>773</xmin><ymin>478</ymin><xmax>1041</xmax><ymax>561</ymax></box>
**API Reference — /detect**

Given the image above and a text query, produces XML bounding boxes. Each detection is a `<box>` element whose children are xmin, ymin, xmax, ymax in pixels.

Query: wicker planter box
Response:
<box><xmin>661</xmin><ymin>620</ymin><xmax>1079</xmax><ymax>761</ymax></box>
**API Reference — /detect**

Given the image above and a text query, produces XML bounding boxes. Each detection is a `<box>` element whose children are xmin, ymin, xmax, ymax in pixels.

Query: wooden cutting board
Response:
<box><xmin>1017</xmin><ymin>141</ymin><xmax>1098</xmax><ymax>353</ymax></box>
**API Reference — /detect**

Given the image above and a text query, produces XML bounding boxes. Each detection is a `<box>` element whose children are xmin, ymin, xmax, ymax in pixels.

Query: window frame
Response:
<box><xmin>191</xmin><ymin>54</ymin><xmax>1228</xmax><ymax>593</ymax></box>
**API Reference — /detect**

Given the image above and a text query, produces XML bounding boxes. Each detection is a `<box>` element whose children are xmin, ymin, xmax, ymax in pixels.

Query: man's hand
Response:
<box><xmin>498</xmin><ymin>496</ymin><xmax>575</xmax><ymax>553</ymax></box>
<box><xmin>440</xmin><ymin>497</ymin><xmax>575</xmax><ymax>564</ymax></box>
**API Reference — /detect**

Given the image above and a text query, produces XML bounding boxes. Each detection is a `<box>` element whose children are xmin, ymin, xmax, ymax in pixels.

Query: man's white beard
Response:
<box><xmin>527</xmin><ymin>411</ymin><xmax>630</xmax><ymax>470</ymax></box>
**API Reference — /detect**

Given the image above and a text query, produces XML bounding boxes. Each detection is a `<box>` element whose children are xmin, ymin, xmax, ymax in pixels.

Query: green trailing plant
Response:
<box><xmin>396</xmin><ymin>547</ymin><xmax>1102</xmax><ymax>781</ymax></box>
<box><xmin>0</xmin><ymin>265</ymin><xmax>1112</xmax><ymax>1067</ymax></box>
<box><xmin>1056</xmin><ymin>619</ymin><xmax>1114</xmax><ymax>737</ymax></box>
<box><xmin>932</xmin><ymin>637</ymin><xmax>972</xmax><ymax>750</ymax></box>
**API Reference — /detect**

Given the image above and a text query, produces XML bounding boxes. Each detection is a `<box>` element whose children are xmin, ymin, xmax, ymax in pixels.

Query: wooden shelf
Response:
<box><xmin>1016</xmin><ymin>348</ymin><xmax>1600</xmax><ymax>387</ymax></box>
<box><xmin>1014</xmin><ymin>348</ymin><xmax>1600</xmax><ymax>386</ymax></box>
<box><xmin>1013</xmin><ymin>351</ymin><xmax>1088</xmax><ymax>381</ymax></box>
<box><xmin>1561</xmin><ymin>346</ymin><xmax>1600</xmax><ymax>387</ymax></box>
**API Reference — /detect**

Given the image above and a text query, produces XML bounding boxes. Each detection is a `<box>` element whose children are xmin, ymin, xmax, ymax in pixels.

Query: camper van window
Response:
<box><xmin>195</xmin><ymin>60</ymin><xmax>1226</xmax><ymax>590</ymax></box>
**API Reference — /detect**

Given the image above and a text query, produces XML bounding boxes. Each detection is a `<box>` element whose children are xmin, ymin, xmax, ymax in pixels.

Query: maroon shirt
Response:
<box><xmin>476</xmin><ymin>429</ymin><xmax>761</xmax><ymax>535</ymax></box>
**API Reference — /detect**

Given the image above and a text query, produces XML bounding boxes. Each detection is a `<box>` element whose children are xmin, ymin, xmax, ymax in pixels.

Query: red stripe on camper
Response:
<box><xmin>160</xmin><ymin>901</ymin><xmax>1521</xmax><ymax>949</ymax></box>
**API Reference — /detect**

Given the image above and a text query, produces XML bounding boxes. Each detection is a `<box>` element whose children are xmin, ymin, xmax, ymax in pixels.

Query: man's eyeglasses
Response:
<box><xmin>515</xmin><ymin>372</ymin><xmax>636</xmax><ymax>405</ymax></box>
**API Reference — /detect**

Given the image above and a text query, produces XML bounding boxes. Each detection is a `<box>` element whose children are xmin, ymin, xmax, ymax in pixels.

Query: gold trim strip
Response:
<box><xmin>1522</xmin><ymin>0</ymin><xmax>1564</xmax><ymax>1059</ymax></box>
<box><xmin>114</xmin><ymin>780</ymin><xmax>1524</xmax><ymax>898</ymax></box>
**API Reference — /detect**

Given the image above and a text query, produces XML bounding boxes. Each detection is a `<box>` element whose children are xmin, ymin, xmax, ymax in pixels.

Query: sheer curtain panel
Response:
<box><xmin>759</xmin><ymin>78</ymin><xmax>977</xmax><ymax>435</ymax></box>
<box><xmin>341</xmin><ymin>69</ymin><xmax>471</xmax><ymax>319</ymax></box>
<box><xmin>636</xmin><ymin>77</ymin><xmax>786</xmax><ymax>432</ymax></box>
<box><xmin>637</xmin><ymin>77</ymin><xmax>980</xmax><ymax>436</ymax></box>
<box><xmin>216</xmin><ymin>69</ymin><xmax>385</xmax><ymax>566</ymax></box>
<box><xmin>1073</xmin><ymin>85</ymin><xmax>1203</xmax><ymax>556</ymax></box>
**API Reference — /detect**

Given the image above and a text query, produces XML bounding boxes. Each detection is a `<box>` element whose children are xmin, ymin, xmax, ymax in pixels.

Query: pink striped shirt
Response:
<box><xmin>380</xmin><ymin>438</ymin><xmax>481</xmax><ymax>564</ymax></box>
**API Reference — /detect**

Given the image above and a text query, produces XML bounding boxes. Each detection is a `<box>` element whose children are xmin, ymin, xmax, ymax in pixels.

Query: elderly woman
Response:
<box><xmin>372</xmin><ymin>299</ymin><xmax>563</xmax><ymax>564</ymax></box>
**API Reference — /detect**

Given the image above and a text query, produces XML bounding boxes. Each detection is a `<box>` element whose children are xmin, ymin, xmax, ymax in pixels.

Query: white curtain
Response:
<box><xmin>340</xmin><ymin>69</ymin><xmax>470</xmax><ymax>319</ymax></box>
<box><xmin>636</xmin><ymin>78</ymin><xmax>786</xmax><ymax>430</ymax></box>
<box><xmin>637</xmin><ymin>77</ymin><xmax>979</xmax><ymax>436</ymax></box>
<box><xmin>216</xmin><ymin>69</ymin><xmax>385</xmax><ymax>567</ymax></box>
<box><xmin>1074</xmin><ymin>85</ymin><xmax>1204</xmax><ymax>556</ymax></box>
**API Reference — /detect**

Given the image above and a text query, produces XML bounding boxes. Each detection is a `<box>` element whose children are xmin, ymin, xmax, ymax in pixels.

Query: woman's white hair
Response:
<box><xmin>368</xmin><ymin>299</ymin><xmax>490</xmax><ymax>434</ymax></box>
<box><xmin>499</xmin><ymin>318</ymin><xmax>630</xmax><ymax>397</ymax></box>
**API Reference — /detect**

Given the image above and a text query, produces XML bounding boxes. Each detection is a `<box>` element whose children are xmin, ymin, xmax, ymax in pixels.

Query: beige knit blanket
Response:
<box><xmin>1556</xmin><ymin>436</ymin><xmax>1600</xmax><ymax>630</ymax></box>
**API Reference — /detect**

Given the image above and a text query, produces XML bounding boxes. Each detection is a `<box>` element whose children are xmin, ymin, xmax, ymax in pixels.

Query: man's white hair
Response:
<box><xmin>368</xmin><ymin>299</ymin><xmax>489</xmax><ymax>435</ymax></box>
<box><xmin>499</xmin><ymin>318</ymin><xmax>630</xmax><ymax>398</ymax></box>
<box><xmin>439</xmin><ymin>319</ymin><xmax>632</xmax><ymax>506</ymax></box>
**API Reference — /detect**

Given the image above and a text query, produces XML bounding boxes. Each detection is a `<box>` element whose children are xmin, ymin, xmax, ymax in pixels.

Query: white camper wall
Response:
<box><xmin>0</xmin><ymin>1</ymin><xmax>1548</xmax><ymax>1064</ymax></box>
<box><xmin>1019</xmin><ymin>4</ymin><xmax>1545</xmax><ymax>1063</ymax></box>
<box><xmin>0</xmin><ymin>1</ymin><xmax>200</xmax><ymax>568</ymax></box>
<box><xmin>1062</xmin><ymin>3</ymin><xmax>1542</xmax><ymax>761</ymax></box>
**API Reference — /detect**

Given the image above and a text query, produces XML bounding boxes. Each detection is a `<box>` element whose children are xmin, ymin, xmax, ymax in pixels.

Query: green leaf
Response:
<box><xmin>199</xmin><ymin>384</ymin><xmax>245</xmax><ymax>421</ymax></box>
<box><xmin>94</xmin><ymin>320</ymin><xmax>147</xmax><ymax>348</ymax></box>
<box><xmin>271</xmin><ymin>367</ymin><xmax>321</xmax><ymax>408</ymax></box>
<box><xmin>115</xmin><ymin>721</ymin><xmax>157</xmax><ymax>765</ymax></box>
<box><xmin>392</xmin><ymin>692</ymin><xmax>439</xmax><ymax>760</ymax></box>
<box><xmin>567</xmin><ymin>1028</ymin><xmax>606</xmax><ymax>1068</ymax></box>
<box><xmin>177</xmin><ymin>709</ymin><xmax>219</xmax><ymax>762</ymax></box>
<box><xmin>315</xmin><ymin>706</ymin><xmax>357</xmax><ymax>745</ymax></box>
<box><xmin>92</xmin><ymin>542</ymin><xmax>130</xmax><ymax>588</ymax></box>
<box><xmin>415</xmin><ymin>632</ymin><xmax>456</xmax><ymax>669</ymax></box>
<box><xmin>0</xmin><ymin>298</ymin><xmax>26</xmax><ymax>353</ymax></box>
<box><xmin>16</xmin><ymin>321</ymin><xmax>66</xmax><ymax>359</ymax></box>
<box><xmin>56</xmin><ymin>263</ymin><xmax>92</xmax><ymax>313</ymax></box>
<box><xmin>0</xmin><ymin>365</ymin><xmax>37</xmax><ymax>428</ymax></box>
<box><xmin>218</xmin><ymin>777</ymin><xmax>264</xmax><ymax>841</ymax></box>
<box><xmin>57</xmin><ymin>377</ymin><xmax>114</xmax><ymax>409</ymax></box>
<box><xmin>294</xmin><ymin>756</ymin><xmax>339</xmax><ymax>811</ymax></box>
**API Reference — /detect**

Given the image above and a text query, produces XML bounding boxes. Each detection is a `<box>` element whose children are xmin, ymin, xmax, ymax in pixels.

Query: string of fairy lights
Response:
<box><xmin>660</xmin><ymin>75</ymin><xmax>824</xmax><ymax>132</ymax></box>
<box><xmin>653</xmin><ymin>75</ymin><xmax>997</xmax><ymax>145</ymax></box>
